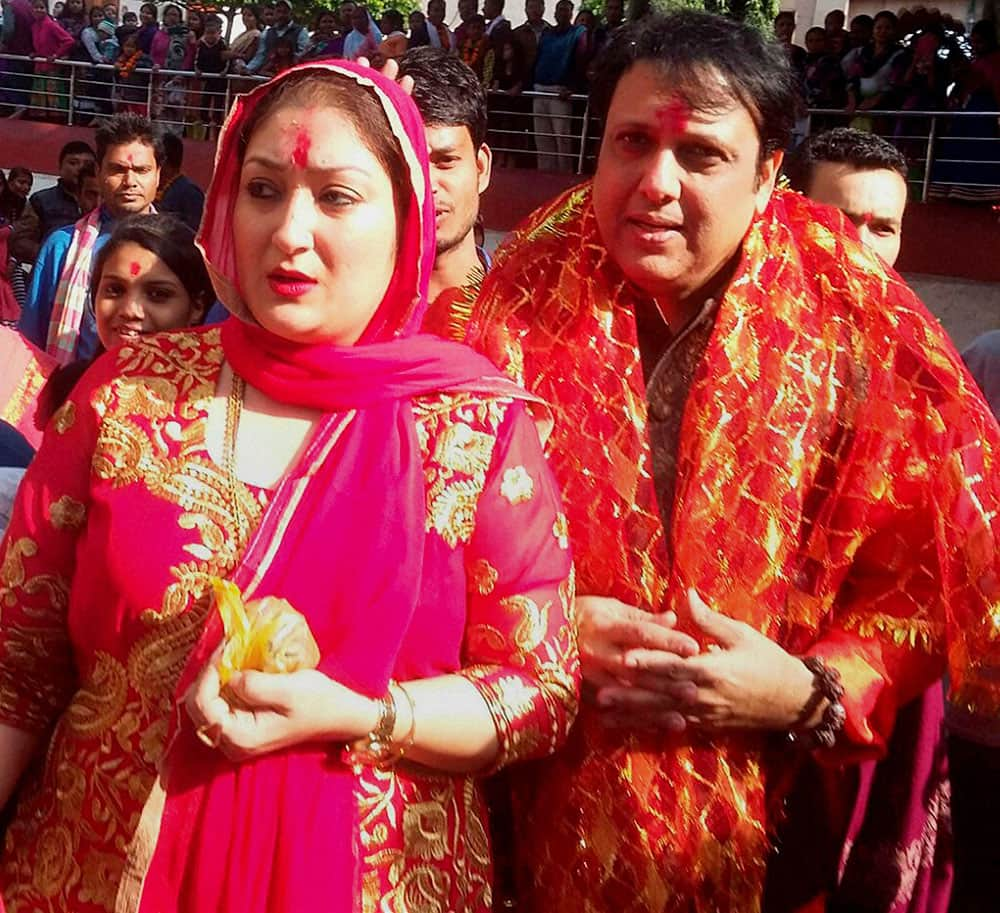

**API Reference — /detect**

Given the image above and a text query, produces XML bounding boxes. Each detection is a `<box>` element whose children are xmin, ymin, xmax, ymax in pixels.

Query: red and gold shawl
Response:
<box><xmin>460</xmin><ymin>183</ymin><xmax>1000</xmax><ymax>912</ymax></box>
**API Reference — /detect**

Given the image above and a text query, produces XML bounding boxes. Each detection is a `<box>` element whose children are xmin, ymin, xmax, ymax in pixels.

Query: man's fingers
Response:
<box><xmin>626</xmin><ymin>673</ymin><xmax>699</xmax><ymax>703</ymax></box>
<box><xmin>687</xmin><ymin>589</ymin><xmax>746</xmax><ymax>648</ymax></box>
<box><xmin>600</xmin><ymin>607</ymin><xmax>699</xmax><ymax>653</ymax></box>
<box><xmin>600</xmin><ymin>707</ymin><xmax>689</xmax><ymax>733</ymax></box>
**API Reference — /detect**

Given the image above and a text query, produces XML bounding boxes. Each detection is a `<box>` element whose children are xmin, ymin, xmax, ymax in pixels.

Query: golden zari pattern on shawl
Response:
<box><xmin>460</xmin><ymin>184</ymin><xmax>1000</xmax><ymax>912</ymax></box>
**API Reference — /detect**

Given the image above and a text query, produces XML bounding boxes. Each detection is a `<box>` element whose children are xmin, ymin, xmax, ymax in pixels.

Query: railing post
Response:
<box><xmin>921</xmin><ymin>114</ymin><xmax>937</xmax><ymax>203</ymax></box>
<box><xmin>66</xmin><ymin>63</ymin><xmax>76</xmax><ymax>126</ymax></box>
<box><xmin>577</xmin><ymin>97</ymin><xmax>590</xmax><ymax>175</ymax></box>
<box><xmin>146</xmin><ymin>69</ymin><xmax>155</xmax><ymax>118</ymax></box>
<box><xmin>224</xmin><ymin>75</ymin><xmax>233</xmax><ymax>118</ymax></box>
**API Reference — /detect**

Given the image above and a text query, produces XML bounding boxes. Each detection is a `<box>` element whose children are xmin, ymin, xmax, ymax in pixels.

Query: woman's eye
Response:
<box><xmin>246</xmin><ymin>179</ymin><xmax>278</xmax><ymax>200</ymax></box>
<box><xmin>101</xmin><ymin>282</ymin><xmax>124</xmax><ymax>297</ymax></box>
<box><xmin>147</xmin><ymin>288</ymin><xmax>171</xmax><ymax>302</ymax></box>
<box><xmin>320</xmin><ymin>188</ymin><xmax>358</xmax><ymax>207</ymax></box>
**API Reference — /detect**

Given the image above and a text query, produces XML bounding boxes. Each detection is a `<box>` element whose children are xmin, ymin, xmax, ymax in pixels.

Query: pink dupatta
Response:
<box><xmin>127</xmin><ymin>62</ymin><xmax>527</xmax><ymax>913</ymax></box>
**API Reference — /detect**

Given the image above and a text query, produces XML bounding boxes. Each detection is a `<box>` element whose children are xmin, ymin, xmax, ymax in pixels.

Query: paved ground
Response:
<box><xmin>905</xmin><ymin>274</ymin><xmax>1000</xmax><ymax>353</ymax></box>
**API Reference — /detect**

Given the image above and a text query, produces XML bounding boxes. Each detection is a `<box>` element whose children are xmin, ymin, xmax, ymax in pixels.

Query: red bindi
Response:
<box><xmin>291</xmin><ymin>130</ymin><xmax>311</xmax><ymax>169</ymax></box>
<box><xmin>129</xmin><ymin>261</ymin><xmax>141</xmax><ymax>276</ymax></box>
<box><xmin>656</xmin><ymin>99</ymin><xmax>690</xmax><ymax>138</ymax></box>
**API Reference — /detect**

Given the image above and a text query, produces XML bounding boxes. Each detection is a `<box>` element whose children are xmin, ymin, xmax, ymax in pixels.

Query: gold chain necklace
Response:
<box><xmin>223</xmin><ymin>373</ymin><xmax>248</xmax><ymax>540</ymax></box>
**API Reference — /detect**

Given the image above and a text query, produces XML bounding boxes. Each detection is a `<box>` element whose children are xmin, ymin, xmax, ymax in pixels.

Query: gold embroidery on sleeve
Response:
<box><xmin>414</xmin><ymin>394</ymin><xmax>512</xmax><ymax>549</ymax></box>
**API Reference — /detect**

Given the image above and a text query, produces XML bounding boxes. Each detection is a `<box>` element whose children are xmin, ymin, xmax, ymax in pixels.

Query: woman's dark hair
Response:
<box><xmin>45</xmin><ymin>215</ymin><xmax>213</xmax><ymax>416</ymax></box>
<box><xmin>398</xmin><ymin>47</ymin><xmax>488</xmax><ymax>147</ymax></box>
<box><xmin>591</xmin><ymin>11</ymin><xmax>797</xmax><ymax>163</ymax></box>
<box><xmin>0</xmin><ymin>167</ymin><xmax>31</xmax><ymax>222</ymax></box>
<box><xmin>89</xmin><ymin>213</ymin><xmax>215</xmax><ymax>312</ymax></box>
<box><xmin>239</xmin><ymin>70</ymin><xmax>411</xmax><ymax>225</ymax></box>
<box><xmin>162</xmin><ymin>3</ymin><xmax>182</xmax><ymax>20</ymax></box>
<box><xmin>241</xmin><ymin>3</ymin><xmax>262</xmax><ymax>22</ymax></box>
<box><xmin>873</xmin><ymin>10</ymin><xmax>897</xmax><ymax>30</ymax></box>
<box><xmin>139</xmin><ymin>2</ymin><xmax>157</xmax><ymax>22</ymax></box>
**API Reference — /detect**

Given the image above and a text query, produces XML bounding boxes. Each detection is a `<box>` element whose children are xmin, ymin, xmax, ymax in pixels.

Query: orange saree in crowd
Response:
<box><xmin>454</xmin><ymin>184</ymin><xmax>1000</xmax><ymax>912</ymax></box>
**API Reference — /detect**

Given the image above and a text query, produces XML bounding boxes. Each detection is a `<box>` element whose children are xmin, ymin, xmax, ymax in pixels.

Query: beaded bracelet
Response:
<box><xmin>787</xmin><ymin>656</ymin><xmax>846</xmax><ymax>750</ymax></box>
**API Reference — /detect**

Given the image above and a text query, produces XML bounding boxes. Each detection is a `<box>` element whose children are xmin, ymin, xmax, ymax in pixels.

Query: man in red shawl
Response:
<box><xmin>434</xmin><ymin>11</ymin><xmax>1000</xmax><ymax>913</ymax></box>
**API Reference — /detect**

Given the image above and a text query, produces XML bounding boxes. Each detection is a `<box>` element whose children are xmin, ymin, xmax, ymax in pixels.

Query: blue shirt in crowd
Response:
<box><xmin>19</xmin><ymin>209</ymin><xmax>113</xmax><ymax>362</ymax></box>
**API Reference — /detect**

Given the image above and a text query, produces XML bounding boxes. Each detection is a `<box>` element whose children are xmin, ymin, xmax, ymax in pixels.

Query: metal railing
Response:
<box><xmin>0</xmin><ymin>53</ymin><xmax>266</xmax><ymax>135</ymax></box>
<box><xmin>804</xmin><ymin>107</ymin><xmax>1000</xmax><ymax>202</ymax></box>
<box><xmin>2</xmin><ymin>52</ymin><xmax>999</xmax><ymax>197</ymax></box>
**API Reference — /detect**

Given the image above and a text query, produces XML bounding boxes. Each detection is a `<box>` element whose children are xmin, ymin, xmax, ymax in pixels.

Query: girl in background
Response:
<box><xmin>29</xmin><ymin>0</ymin><xmax>75</xmax><ymax>120</ymax></box>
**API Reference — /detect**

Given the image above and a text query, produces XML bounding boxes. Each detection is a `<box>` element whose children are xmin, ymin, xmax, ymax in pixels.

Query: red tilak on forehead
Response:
<box><xmin>656</xmin><ymin>98</ymin><xmax>690</xmax><ymax>137</ymax></box>
<box><xmin>291</xmin><ymin>129</ymin><xmax>311</xmax><ymax>169</ymax></box>
<box><xmin>129</xmin><ymin>261</ymin><xmax>141</xmax><ymax>276</ymax></box>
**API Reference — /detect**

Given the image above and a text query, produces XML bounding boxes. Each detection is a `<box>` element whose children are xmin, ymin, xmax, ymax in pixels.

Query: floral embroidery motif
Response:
<box><xmin>414</xmin><ymin>394</ymin><xmax>511</xmax><ymax>549</ymax></box>
<box><xmin>467</xmin><ymin>558</ymin><xmax>498</xmax><ymax>596</ymax></box>
<box><xmin>48</xmin><ymin>495</ymin><xmax>86</xmax><ymax>531</ymax></box>
<box><xmin>500</xmin><ymin>466</ymin><xmax>534</xmax><ymax>505</ymax></box>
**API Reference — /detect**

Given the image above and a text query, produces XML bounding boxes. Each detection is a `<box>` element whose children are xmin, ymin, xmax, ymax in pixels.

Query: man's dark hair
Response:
<box><xmin>398</xmin><ymin>47</ymin><xmax>489</xmax><ymax>147</ymax></box>
<box><xmin>274</xmin><ymin>0</ymin><xmax>291</xmax><ymax>9</ymax></box>
<box><xmin>850</xmin><ymin>14</ymin><xmax>873</xmax><ymax>30</ymax></box>
<box><xmin>784</xmin><ymin>127</ymin><xmax>908</xmax><ymax>192</ymax></box>
<box><xmin>592</xmin><ymin>12</ymin><xmax>797</xmax><ymax>162</ymax></box>
<box><xmin>774</xmin><ymin>11</ymin><xmax>794</xmax><ymax>25</ymax></box>
<box><xmin>466</xmin><ymin>12</ymin><xmax>486</xmax><ymax>26</ymax></box>
<box><xmin>95</xmin><ymin>113</ymin><xmax>165</xmax><ymax>166</ymax></box>
<box><xmin>204</xmin><ymin>12</ymin><xmax>223</xmax><ymax>28</ymax></box>
<box><xmin>162</xmin><ymin>130</ymin><xmax>185</xmax><ymax>170</ymax></box>
<box><xmin>59</xmin><ymin>140</ymin><xmax>95</xmax><ymax>164</ymax></box>
<box><xmin>971</xmin><ymin>19</ymin><xmax>998</xmax><ymax>50</ymax></box>
<box><xmin>382</xmin><ymin>8</ymin><xmax>404</xmax><ymax>31</ymax></box>
<box><xmin>76</xmin><ymin>161</ymin><xmax>98</xmax><ymax>182</ymax></box>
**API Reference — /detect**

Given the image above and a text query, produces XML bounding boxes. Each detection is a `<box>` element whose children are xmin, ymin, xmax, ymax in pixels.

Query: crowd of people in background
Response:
<box><xmin>0</xmin><ymin>9</ymin><xmax>998</xmax><ymax>910</ymax></box>
<box><xmin>3</xmin><ymin>0</ymin><xmax>1000</xmax><ymax>174</ymax></box>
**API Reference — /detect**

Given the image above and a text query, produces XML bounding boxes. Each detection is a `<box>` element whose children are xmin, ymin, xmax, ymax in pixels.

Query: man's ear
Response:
<box><xmin>476</xmin><ymin>142</ymin><xmax>493</xmax><ymax>196</ymax></box>
<box><xmin>755</xmin><ymin>148</ymin><xmax>784</xmax><ymax>214</ymax></box>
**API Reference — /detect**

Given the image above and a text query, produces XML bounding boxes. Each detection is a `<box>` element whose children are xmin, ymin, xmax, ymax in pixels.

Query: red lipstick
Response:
<box><xmin>267</xmin><ymin>269</ymin><xmax>317</xmax><ymax>298</ymax></box>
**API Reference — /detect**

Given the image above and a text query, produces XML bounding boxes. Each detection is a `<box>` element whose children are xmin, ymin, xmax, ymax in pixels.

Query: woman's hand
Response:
<box><xmin>185</xmin><ymin>657</ymin><xmax>378</xmax><ymax>762</ymax></box>
<box><xmin>600</xmin><ymin>590</ymin><xmax>816</xmax><ymax>732</ymax></box>
<box><xmin>577</xmin><ymin>594</ymin><xmax>700</xmax><ymax>691</ymax></box>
